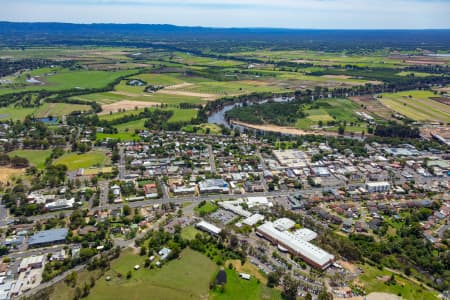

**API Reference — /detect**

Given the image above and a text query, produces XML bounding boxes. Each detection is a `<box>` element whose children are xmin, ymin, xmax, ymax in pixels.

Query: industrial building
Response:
<box><xmin>28</xmin><ymin>228</ymin><xmax>68</xmax><ymax>248</ymax></box>
<box><xmin>256</xmin><ymin>219</ymin><xmax>334</xmax><ymax>270</ymax></box>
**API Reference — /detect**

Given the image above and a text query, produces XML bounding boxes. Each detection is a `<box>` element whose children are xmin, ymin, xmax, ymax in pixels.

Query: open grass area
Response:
<box><xmin>53</xmin><ymin>150</ymin><xmax>110</xmax><ymax>171</ymax></box>
<box><xmin>396</xmin><ymin>71</ymin><xmax>435</xmax><ymax>77</ymax></box>
<box><xmin>295</xmin><ymin>98</ymin><xmax>367</xmax><ymax>133</ymax></box>
<box><xmin>379</xmin><ymin>90</ymin><xmax>450</xmax><ymax>123</ymax></box>
<box><xmin>210</xmin><ymin>268</ymin><xmax>281</xmax><ymax>300</ymax></box>
<box><xmin>358</xmin><ymin>264</ymin><xmax>439</xmax><ymax>300</ymax></box>
<box><xmin>85</xmin><ymin>248</ymin><xmax>218</xmax><ymax>300</ymax></box>
<box><xmin>8</xmin><ymin>149</ymin><xmax>52</xmax><ymax>169</ymax></box>
<box><xmin>182</xmin><ymin>123</ymin><xmax>222</xmax><ymax>135</ymax></box>
<box><xmin>0</xmin><ymin>102</ymin><xmax>91</xmax><ymax>121</ymax></box>
<box><xmin>0</xmin><ymin>167</ymin><xmax>25</xmax><ymax>184</ymax></box>
<box><xmin>181</xmin><ymin>226</ymin><xmax>202</xmax><ymax>241</ymax></box>
<box><xmin>195</xmin><ymin>201</ymin><xmax>219</xmax><ymax>216</ymax></box>
<box><xmin>50</xmin><ymin>270</ymin><xmax>102</xmax><ymax>300</ymax></box>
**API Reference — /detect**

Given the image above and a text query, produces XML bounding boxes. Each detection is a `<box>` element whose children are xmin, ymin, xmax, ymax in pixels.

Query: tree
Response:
<box><xmin>318</xmin><ymin>289</ymin><xmax>333</xmax><ymax>300</ymax></box>
<box><xmin>126</xmin><ymin>270</ymin><xmax>132</xmax><ymax>279</ymax></box>
<box><xmin>282</xmin><ymin>275</ymin><xmax>299</xmax><ymax>300</ymax></box>
<box><xmin>267</xmin><ymin>271</ymin><xmax>281</xmax><ymax>288</ymax></box>
<box><xmin>123</xmin><ymin>205</ymin><xmax>131</xmax><ymax>216</ymax></box>
<box><xmin>305</xmin><ymin>293</ymin><xmax>313</xmax><ymax>300</ymax></box>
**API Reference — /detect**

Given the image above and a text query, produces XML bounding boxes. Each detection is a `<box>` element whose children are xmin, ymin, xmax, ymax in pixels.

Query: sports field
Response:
<box><xmin>53</xmin><ymin>151</ymin><xmax>110</xmax><ymax>171</ymax></box>
<box><xmin>8</xmin><ymin>149</ymin><xmax>52</xmax><ymax>169</ymax></box>
<box><xmin>379</xmin><ymin>90</ymin><xmax>450</xmax><ymax>123</ymax></box>
<box><xmin>85</xmin><ymin>248</ymin><xmax>217</xmax><ymax>300</ymax></box>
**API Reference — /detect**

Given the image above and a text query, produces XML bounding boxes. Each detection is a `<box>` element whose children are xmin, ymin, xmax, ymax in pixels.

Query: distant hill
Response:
<box><xmin>0</xmin><ymin>21</ymin><xmax>449</xmax><ymax>50</ymax></box>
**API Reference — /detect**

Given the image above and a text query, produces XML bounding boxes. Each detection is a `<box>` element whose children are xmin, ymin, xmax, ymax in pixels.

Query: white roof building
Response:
<box><xmin>242</xmin><ymin>214</ymin><xmax>265</xmax><ymax>226</ymax></box>
<box><xmin>196</xmin><ymin>221</ymin><xmax>222</xmax><ymax>235</ymax></box>
<box><xmin>256</xmin><ymin>220</ymin><xmax>334</xmax><ymax>270</ymax></box>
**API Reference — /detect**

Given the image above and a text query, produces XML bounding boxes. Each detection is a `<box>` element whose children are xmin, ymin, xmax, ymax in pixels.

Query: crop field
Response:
<box><xmin>358</xmin><ymin>264</ymin><xmax>439</xmax><ymax>300</ymax></box>
<box><xmin>53</xmin><ymin>150</ymin><xmax>110</xmax><ymax>171</ymax></box>
<box><xmin>227</xmin><ymin>49</ymin><xmax>408</xmax><ymax>68</ymax></box>
<box><xmin>8</xmin><ymin>149</ymin><xmax>52</xmax><ymax>169</ymax></box>
<box><xmin>379</xmin><ymin>90</ymin><xmax>450</xmax><ymax>123</ymax></box>
<box><xmin>85</xmin><ymin>248</ymin><xmax>217</xmax><ymax>300</ymax></box>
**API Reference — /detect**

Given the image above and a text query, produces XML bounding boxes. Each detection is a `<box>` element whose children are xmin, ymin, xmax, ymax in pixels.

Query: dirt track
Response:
<box><xmin>230</xmin><ymin>120</ymin><xmax>340</xmax><ymax>136</ymax></box>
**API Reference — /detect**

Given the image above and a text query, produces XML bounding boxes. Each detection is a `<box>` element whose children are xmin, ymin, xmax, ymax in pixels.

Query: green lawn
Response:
<box><xmin>85</xmin><ymin>248</ymin><xmax>218</xmax><ymax>300</ymax></box>
<box><xmin>53</xmin><ymin>151</ymin><xmax>110</xmax><ymax>171</ymax></box>
<box><xmin>8</xmin><ymin>149</ymin><xmax>52</xmax><ymax>169</ymax></box>
<box><xmin>380</xmin><ymin>90</ymin><xmax>450</xmax><ymax>123</ymax></box>
<box><xmin>210</xmin><ymin>268</ymin><xmax>281</xmax><ymax>300</ymax></box>
<box><xmin>181</xmin><ymin>226</ymin><xmax>202</xmax><ymax>241</ymax></box>
<box><xmin>358</xmin><ymin>264</ymin><xmax>439</xmax><ymax>300</ymax></box>
<box><xmin>195</xmin><ymin>201</ymin><xmax>219</xmax><ymax>216</ymax></box>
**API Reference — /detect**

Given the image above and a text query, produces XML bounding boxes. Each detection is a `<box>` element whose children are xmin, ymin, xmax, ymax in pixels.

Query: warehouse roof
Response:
<box><xmin>257</xmin><ymin>221</ymin><xmax>334</xmax><ymax>268</ymax></box>
<box><xmin>28</xmin><ymin>228</ymin><xmax>68</xmax><ymax>246</ymax></box>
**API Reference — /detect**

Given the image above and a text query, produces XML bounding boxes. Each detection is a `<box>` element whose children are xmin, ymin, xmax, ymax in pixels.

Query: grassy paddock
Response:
<box><xmin>85</xmin><ymin>248</ymin><xmax>217</xmax><ymax>300</ymax></box>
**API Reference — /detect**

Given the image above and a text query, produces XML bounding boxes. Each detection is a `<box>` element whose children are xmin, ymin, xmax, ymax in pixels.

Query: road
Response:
<box><xmin>207</xmin><ymin>144</ymin><xmax>216</xmax><ymax>174</ymax></box>
<box><xmin>118</xmin><ymin>146</ymin><xmax>125</xmax><ymax>180</ymax></box>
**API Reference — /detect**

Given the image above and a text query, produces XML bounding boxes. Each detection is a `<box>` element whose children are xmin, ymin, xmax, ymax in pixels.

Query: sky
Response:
<box><xmin>1</xmin><ymin>0</ymin><xmax>450</xmax><ymax>29</ymax></box>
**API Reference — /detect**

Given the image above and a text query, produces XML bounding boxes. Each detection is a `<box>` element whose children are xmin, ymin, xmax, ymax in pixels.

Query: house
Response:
<box><xmin>158</xmin><ymin>248</ymin><xmax>172</xmax><ymax>260</ymax></box>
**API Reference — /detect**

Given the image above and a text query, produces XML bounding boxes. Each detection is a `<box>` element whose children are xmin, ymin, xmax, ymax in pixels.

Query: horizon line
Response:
<box><xmin>1</xmin><ymin>20</ymin><xmax>450</xmax><ymax>31</ymax></box>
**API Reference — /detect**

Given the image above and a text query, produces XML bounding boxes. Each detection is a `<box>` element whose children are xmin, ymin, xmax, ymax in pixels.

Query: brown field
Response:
<box><xmin>322</xmin><ymin>74</ymin><xmax>353</xmax><ymax>79</ymax></box>
<box><xmin>349</xmin><ymin>95</ymin><xmax>394</xmax><ymax>120</ymax></box>
<box><xmin>157</xmin><ymin>89</ymin><xmax>217</xmax><ymax>101</ymax></box>
<box><xmin>99</xmin><ymin>100</ymin><xmax>159</xmax><ymax>115</ymax></box>
<box><xmin>231</xmin><ymin>120</ymin><xmax>340</xmax><ymax>136</ymax></box>
<box><xmin>430</xmin><ymin>97</ymin><xmax>450</xmax><ymax>106</ymax></box>
<box><xmin>0</xmin><ymin>167</ymin><xmax>25</xmax><ymax>184</ymax></box>
<box><xmin>164</xmin><ymin>82</ymin><xmax>194</xmax><ymax>89</ymax></box>
<box><xmin>389</xmin><ymin>55</ymin><xmax>448</xmax><ymax>65</ymax></box>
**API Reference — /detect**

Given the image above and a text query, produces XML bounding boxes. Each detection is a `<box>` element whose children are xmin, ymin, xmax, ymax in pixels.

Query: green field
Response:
<box><xmin>380</xmin><ymin>90</ymin><xmax>450</xmax><ymax>123</ymax></box>
<box><xmin>53</xmin><ymin>151</ymin><xmax>110</xmax><ymax>171</ymax></box>
<box><xmin>0</xmin><ymin>102</ymin><xmax>91</xmax><ymax>121</ymax></box>
<box><xmin>181</xmin><ymin>226</ymin><xmax>202</xmax><ymax>241</ymax></box>
<box><xmin>295</xmin><ymin>98</ymin><xmax>367</xmax><ymax>133</ymax></box>
<box><xmin>85</xmin><ymin>248</ymin><xmax>218</xmax><ymax>300</ymax></box>
<box><xmin>7</xmin><ymin>149</ymin><xmax>52</xmax><ymax>169</ymax></box>
<box><xmin>195</xmin><ymin>201</ymin><xmax>219</xmax><ymax>216</ymax></box>
<box><xmin>358</xmin><ymin>264</ymin><xmax>439</xmax><ymax>300</ymax></box>
<box><xmin>182</xmin><ymin>123</ymin><xmax>222</xmax><ymax>135</ymax></box>
<box><xmin>396</xmin><ymin>71</ymin><xmax>435</xmax><ymax>77</ymax></box>
<box><xmin>210</xmin><ymin>268</ymin><xmax>281</xmax><ymax>300</ymax></box>
<box><xmin>0</xmin><ymin>68</ymin><xmax>136</xmax><ymax>95</ymax></box>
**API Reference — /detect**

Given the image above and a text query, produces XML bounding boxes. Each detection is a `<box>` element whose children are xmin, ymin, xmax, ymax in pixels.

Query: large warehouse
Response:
<box><xmin>256</xmin><ymin>220</ymin><xmax>334</xmax><ymax>270</ymax></box>
<box><xmin>28</xmin><ymin>228</ymin><xmax>68</xmax><ymax>248</ymax></box>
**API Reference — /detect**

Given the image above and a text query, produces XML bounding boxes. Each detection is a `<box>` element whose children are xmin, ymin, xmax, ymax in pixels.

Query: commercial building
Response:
<box><xmin>365</xmin><ymin>181</ymin><xmax>390</xmax><ymax>193</ymax></box>
<box><xmin>273</xmin><ymin>149</ymin><xmax>309</xmax><ymax>168</ymax></box>
<box><xmin>28</xmin><ymin>228</ymin><xmax>68</xmax><ymax>248</ymax></box>
<box><xmin>256</xmin><ymin>219</ymin><xmax>334</xmax><ymax>270</ymax></box>
<box><xmin>198</xmin><ymin>179</ymin><xmax>229</xmax><ymax>194</ymax></box>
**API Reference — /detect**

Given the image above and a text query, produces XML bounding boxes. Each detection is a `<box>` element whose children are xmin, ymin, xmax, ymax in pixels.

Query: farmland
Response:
<box><xmin>0</xmin><ymin>68</ymin><xmax>136</xmax><ymax>95</ymax></box>
<box><xmin>379</xmin><ymin>90</ymin><xmax>450</xmax><ymax>123</ymax></box>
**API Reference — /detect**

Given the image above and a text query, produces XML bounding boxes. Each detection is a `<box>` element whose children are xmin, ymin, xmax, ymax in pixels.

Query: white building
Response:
<box><xmin>365</xmin><ymin>181</ymin><xmax>390</xmax><ymax>193</ymax></box>
<box><xmin>196</xmin><ymin>220</ymin><xmax>222</xmax><ymax>235</ymax></box>
<box><xmin>256</xmin><ymin>219</ymin><xmax>334</xmax><ymax>270</ymax></box>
